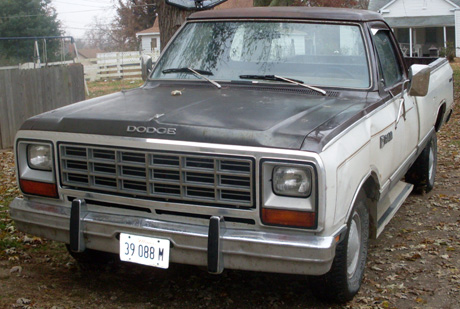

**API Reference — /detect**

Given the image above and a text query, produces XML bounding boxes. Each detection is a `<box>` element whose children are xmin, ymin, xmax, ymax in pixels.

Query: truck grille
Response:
<box><xmin>59</xmin><ymin>144</ymin><xmax>254</xmax><ymax>208</ymax></box>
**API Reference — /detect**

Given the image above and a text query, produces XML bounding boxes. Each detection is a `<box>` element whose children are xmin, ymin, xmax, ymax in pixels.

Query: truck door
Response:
<box><xmin>371</xmin><ymin>27</ymin><xmax>419</xmax><ymax>179</ymax></box>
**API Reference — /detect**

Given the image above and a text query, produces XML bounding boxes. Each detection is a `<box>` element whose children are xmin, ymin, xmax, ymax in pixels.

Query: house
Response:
<box><xmin>68</xmin><ymin>45</ymin><xmax>103</xmax><ymax>62</ymax></box>
<box><xmin>76</xmin><ymin>48</ymin><xmax>103</xmax><ymax>60</ymax></box>
<box><xmin>369</xmin><ymin>0</ymin><xmax>460</xmax><ymax>57</ymax></box>
<box><xmin>135</xmin><ymin>0</ymin><xmax>253</xmax><ymax>55</ymax></box>
<box><xmin>136</xmin><ymin>18</ymin><xmax>161</xmax><ymax>55</ymax></box>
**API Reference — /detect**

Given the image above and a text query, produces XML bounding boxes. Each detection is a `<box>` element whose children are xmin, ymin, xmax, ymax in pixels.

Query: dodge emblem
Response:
<box><xmin>127</xmin><ymin>126</ymin><xmax>177</xmax><ymax>135</ymax></box>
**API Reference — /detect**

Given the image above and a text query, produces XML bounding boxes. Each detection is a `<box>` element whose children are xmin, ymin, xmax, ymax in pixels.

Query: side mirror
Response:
<box><xmin>166</xmin><ymin>0</ymin><xmax>227</xmax><ymax>10</ymax></box>
<box><xmin>141</xmin><ymin>55</ymin><xmax>153</xmax><ymax>81</ymax></box>
<box><xmin>408</xmin><ymin>65</ymin><xmax>430</xmax><ymax>97</ymax></box>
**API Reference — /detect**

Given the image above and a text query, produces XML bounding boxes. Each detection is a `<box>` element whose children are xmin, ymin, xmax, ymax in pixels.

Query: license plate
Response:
<box><xmin>119</xmin><ymin>233</ymin><xmax>170</xmax><ymax>269</ymax></box>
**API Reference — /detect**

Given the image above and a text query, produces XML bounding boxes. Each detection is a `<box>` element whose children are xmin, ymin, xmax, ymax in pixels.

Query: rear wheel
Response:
<box><xmin>310</xmin><ymin>199</ymin><xmax>369</xmax><ymax>303</ymax></box>
<box><xmin>405</xmin><ymin>134</ymin><xmax>437</xmax><ymax>193</ymax></box>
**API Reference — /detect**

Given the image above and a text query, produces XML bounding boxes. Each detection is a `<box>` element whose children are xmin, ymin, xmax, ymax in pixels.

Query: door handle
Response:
<box><xmin>395</xmin><ymin>98</ymin><xmax>406</xmax><ymax>129</ymax></box>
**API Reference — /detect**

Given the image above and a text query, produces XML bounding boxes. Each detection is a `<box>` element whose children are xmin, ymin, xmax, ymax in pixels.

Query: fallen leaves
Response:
<box><xmin>402</xmin><ymin>253</ymin><xmax>422</xmax><ymax>262</ymax></box>
<box><xmin>9</xmin><ymin>266</ymin><xmax>22</xmax><ymax>275</ymax></box>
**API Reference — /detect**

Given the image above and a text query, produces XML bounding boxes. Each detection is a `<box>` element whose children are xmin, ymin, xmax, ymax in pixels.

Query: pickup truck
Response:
<box><xmin>10</xmin><ymin>7</ymin><xmax>454</xmax><ymax>303</ymax></box>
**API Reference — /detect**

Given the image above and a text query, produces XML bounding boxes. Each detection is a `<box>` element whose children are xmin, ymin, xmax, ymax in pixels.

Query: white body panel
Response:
<box><xmin>321</xmin><ymin>59</ymin><xmax>453</xmax><ymax>234</ymax></box>
<box><xmin>416</xmin><ymin>61</ymin><xmax>454</xmax><ymax>139</ymax></box>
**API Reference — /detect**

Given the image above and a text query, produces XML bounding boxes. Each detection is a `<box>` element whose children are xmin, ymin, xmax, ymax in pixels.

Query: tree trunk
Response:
<box><xmin>154</xmin><ymin>1</ymin><xmax>194</xmax><ymax>51</ymax></box>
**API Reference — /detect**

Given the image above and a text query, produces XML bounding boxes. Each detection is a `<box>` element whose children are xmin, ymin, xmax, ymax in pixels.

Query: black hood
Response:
<box><xmin>21</xmin><ymin>81</ymin><xmax>380</xmax><ymax>152</ymax></box>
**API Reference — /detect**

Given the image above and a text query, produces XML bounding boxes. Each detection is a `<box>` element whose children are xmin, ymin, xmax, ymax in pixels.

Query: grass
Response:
<box><xmin>451</xmin><ymin>61</ymin><xmax>460</xmax><ymax>93</ymax></box>
<box><xmin>0</xmin><ymin>195</ymin><xmax>21</xmax><ymax>254</ymax></box>
<box><xmin>86</xmin><ymin>79</ymin><xmax>144</xmax><ymax>99</ymax></box>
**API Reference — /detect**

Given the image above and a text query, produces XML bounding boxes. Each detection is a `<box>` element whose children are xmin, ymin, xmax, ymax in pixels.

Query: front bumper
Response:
<box><xmin>10</xmin><ymin>197</ymin><xmax>339</xmax><ymax>275</ymax></box>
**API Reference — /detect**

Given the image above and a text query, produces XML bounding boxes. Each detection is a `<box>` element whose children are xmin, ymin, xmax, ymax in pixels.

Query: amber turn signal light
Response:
<box><xmin>19</xmin><ymin>179</ymin><xmax>58</xmax><ymax>198</ymax></box>
<box><xmin>262</xmin><ymin>208</ymin><xmax>316</xmax><ymax>228</ymax></box>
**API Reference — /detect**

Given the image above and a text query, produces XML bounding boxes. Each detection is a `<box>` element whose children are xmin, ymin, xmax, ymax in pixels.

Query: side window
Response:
<box><xmin>373</xmin><ymin>30</ymin><xmax>403</xmax><ymax>88</ymax></box>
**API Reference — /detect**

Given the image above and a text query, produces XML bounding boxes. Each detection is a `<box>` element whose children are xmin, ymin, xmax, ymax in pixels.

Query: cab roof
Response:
<box><xmin>188</xmin><ymin>7</ymin><xmax>384</xmax><ymax>22</ymax></box>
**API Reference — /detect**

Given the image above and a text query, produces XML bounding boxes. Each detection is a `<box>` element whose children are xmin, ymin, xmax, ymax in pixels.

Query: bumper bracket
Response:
<box><xmin>207</xmin><ymin>216</ymin><xmax>224</xmax><ymax>274</ymax></box>
<box><xmin>69</xmin><ymin>199</ymin><xmax>87</xmax><ymax>252</ymax></box>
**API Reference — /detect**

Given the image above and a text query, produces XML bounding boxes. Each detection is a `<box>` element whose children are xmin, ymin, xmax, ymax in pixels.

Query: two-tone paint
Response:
<box><xmin>10</xmin><ymin>8</ymin><xmax>454</xmax><ymax>276</ymax></box>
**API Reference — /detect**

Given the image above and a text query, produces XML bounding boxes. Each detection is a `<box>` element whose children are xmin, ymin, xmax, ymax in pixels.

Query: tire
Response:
<box><xmin>405</xmin><ymin>134</ymin><xmax>437</xmax><ymax>193</ymax></box>
<box><xmin>66</xmin><ymin>245</ymin><xmax>117</xmax><ymax>270</ymax></box>
<box><xmin>310</xmin><ymin>199</ymin><xmax>369</xmax><ymax>303</ymax></box>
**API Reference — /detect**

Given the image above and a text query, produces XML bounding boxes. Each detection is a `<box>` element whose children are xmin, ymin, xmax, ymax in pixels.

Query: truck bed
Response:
<box><xmin>405</xmin><ymin>57</ymin><xmax>441</xmax><ymax>67</ymax></box>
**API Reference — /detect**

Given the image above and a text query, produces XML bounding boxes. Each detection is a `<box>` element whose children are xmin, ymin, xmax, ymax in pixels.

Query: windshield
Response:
<box><xmin>151</xmin><ymin>21</ymin><xmax>370</xmax><ymax>89</ymax></box>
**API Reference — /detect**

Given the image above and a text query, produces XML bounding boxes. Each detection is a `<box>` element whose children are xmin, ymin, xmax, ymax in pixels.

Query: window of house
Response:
<box><xmin>151</xmin><ymin>38</ymin><xmax>158</xmax><ymax>50</ymax></box>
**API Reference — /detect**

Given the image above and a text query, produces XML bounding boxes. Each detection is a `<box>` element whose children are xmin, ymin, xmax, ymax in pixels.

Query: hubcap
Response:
<box><xmin>347</xmin><ymin>212</ymin><xmax>361</xmax><ymax>278</ymax></box>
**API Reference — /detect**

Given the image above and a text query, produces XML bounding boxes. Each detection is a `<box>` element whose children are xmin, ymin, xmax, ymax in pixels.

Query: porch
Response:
<box><xmin>393</xmin><ymin>27</ymin><xmax>455</xmax><ymax>57</ymax></box>
<box><xmin>385</xmin><ymin>16</ymin><xmax>455</xmax><ymax>57</ymax></box>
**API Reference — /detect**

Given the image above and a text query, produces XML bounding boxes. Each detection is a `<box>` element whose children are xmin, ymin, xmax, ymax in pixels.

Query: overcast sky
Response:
<box><xmin>52</xmin><ymin>0</ymin><xmax>117</xmax><ymax>40</ymax></box>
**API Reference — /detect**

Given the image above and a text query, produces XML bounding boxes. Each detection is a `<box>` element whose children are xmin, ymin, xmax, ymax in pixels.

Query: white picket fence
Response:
<box><xmin>82</xmin><ymin>50</ymin><xmax>160</xmax><ymax>81</ymax></box>
<box><xmin>96</xmin><ymin>51</ymin><xmax>141</xmax><ymax>80</ymax></box>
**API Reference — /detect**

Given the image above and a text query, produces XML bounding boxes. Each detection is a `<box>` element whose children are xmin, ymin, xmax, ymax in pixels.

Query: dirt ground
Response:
<box><xmin>1</xmin><ymin>71</ymin><xmax>459</xmax><ymax>308</ymax></box>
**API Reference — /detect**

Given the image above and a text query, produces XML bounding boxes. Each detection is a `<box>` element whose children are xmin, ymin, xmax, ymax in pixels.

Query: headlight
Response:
<box><xmin>261</xmin><ymin>161</ymin><xmax>317</xmax><ymax>229</ymax></box>
<box><xmin>273</xmin><ymin>166</ymin><xmax>312</xmax><ymax>197</ymax></box>
<box><xmin>28</xmin><ymin>145</ymin><xmax>52</xmax><ymax>171</ymax></box>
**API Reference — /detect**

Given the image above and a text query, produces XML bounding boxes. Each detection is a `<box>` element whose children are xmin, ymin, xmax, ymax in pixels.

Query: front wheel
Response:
<box><xmin>405</xmin><ymin>134</ymin><xmax>437</xmax><ymax>193</ymax></box>
<box><xmin>310</xmin><ymin>199</ymin><xmax>369</xmax><ymax>303</ymax></box>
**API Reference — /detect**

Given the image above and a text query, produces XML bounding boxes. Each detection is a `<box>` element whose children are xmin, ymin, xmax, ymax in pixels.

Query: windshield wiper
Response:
<box><xmin>162</xmin><ymin>67</ymin><xmax>221</xmax><ymax>89</ymax></box>
<box><xmin>239</xmin><ymin>74</ymin><xmax>326</xmax><ymax>96</ymax></box>
<box><xmin>162</xmin><ymin>67</ymin><xmax>213</xmax><ymax>75</ymax></box>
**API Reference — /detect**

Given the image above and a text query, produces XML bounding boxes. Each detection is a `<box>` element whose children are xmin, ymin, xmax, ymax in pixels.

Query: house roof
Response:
<box><xmin>368</xmin><ymin>0</ymin><xmax>460</xmax><ymax>12</ymax></box>
<box><xmin>77</xmin><ymin>48</ymin><xmax>103</xmax><ymax>59</ymax></box>
<box><xmin>136</xmin><ymin>18</ymin><xmax>160</xmax><ymax>36</ymax></box>
<box><xmin>385</xmin><ymin>15</ymin><xmax>455</xmax><ymax>27</ymax></box>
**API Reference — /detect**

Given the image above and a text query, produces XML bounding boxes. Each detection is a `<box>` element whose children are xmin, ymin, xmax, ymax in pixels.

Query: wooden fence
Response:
<box><xmin>96</xmin><ymin>51</ymin><xmax>142</xmax><ymax>80</ymax></box>
<box><xmin>0</xmin><ymin>64</ymin><xmax>85</xmax><ymax>149</ymax></box>
<box><xmin>82</xmin><ymin>51</ymin><xmax>161</xmax><ymax>81</ymax></box>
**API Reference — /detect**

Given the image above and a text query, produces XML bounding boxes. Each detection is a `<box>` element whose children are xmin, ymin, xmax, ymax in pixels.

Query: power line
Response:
<box><xmin>64</xmin><ymin>26</ymin><xmax>111</xmax><ymax>30</ymax></box>
<box><xmin>54</xmin><ymin>1</ymin><xmax>156</xmax><ymax>8</ymax></box>
<box><xmin>0</xmin><ymin>3</ymin><xmax>153</xmax><ymax>20</ymax></box>
<box><xmin>65</xmin><ymin>21</ymin><xmax>112</xmax><ymax>26</ymax></box>
<box><xmin>0</xmin><ymin>8</ymin><xmax>112</xmax><ymax>20</ymax></box>
<box><xmin>53</xmin><ymin>0</ymin><xmax>111</xmax><ymax>9</ymax></box>
<box><xmin>56</xmin><ymin>0</ymin><xmax>114</xmax><ymax>4</ymax></box>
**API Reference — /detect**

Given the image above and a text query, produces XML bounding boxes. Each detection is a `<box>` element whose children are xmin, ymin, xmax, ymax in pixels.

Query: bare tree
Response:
<box><xmin>114</xmin><ymin>0</ymin><xmax>157</xmax><ymax>50</ymax></box>
<box><xmin>84</xmin><ymin>17</ymin><xmax>119</xmax><ymax>51</ymax></box>
<box><xmin>254</xmin><ymin>0</ymin><xmax>359</xmax><ymax>8</ymax></box>
<box><xmin>354</xmin><ymin>0</ymin><xmax>369</xmax><ymax>9</ymax></box>
<box><xmin>153</xmin><ymin>1</ymin><xmax>197</xmax><ymax>51</ymax></box>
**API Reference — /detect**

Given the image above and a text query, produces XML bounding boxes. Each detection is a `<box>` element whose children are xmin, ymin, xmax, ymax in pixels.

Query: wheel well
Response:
<box><xmin>360</xmin><ymin>174</ymin><xmax>380</xmax><ymax>239</ymax></box>
<box><xmin>435</xmin><ymin>103</ymin><xmax>446</xmax><ymax>132</ymax></box>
